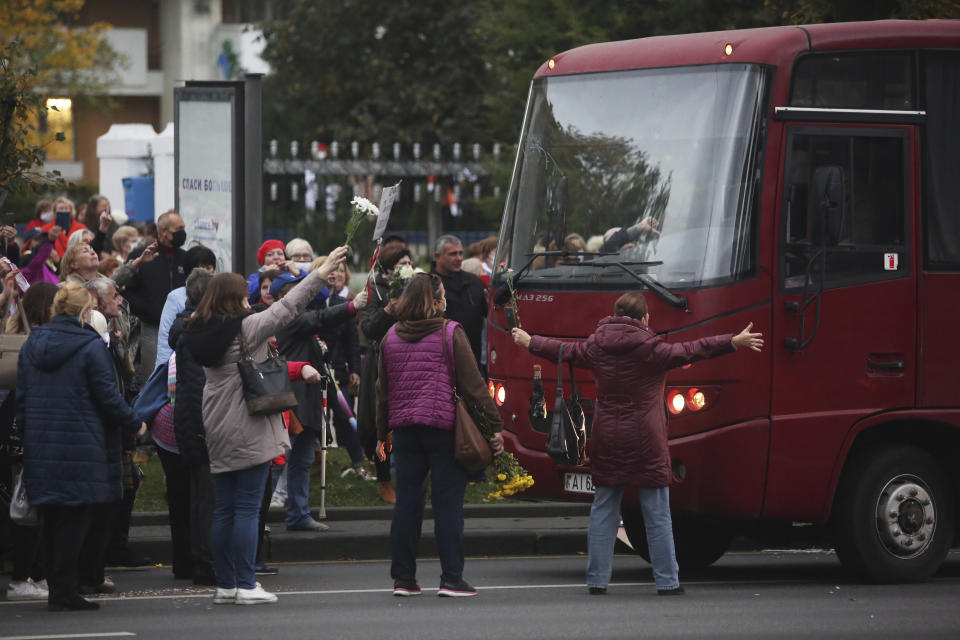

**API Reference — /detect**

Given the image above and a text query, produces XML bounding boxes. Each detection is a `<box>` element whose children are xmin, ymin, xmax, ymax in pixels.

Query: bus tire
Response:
<box><xmin>620</xmin><ymin>506</ymin><xmax>732</xmax><ymax>570</ymax></box>
<box><xmin>833</xmin><ymin>444</ymin><xmax>955</xmax><ymax>583</ymax></box>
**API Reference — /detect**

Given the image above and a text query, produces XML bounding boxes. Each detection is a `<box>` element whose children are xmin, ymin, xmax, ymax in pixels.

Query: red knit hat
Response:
<box><xmin>257</xmin><ymin>239</ymin><xmax>285</xmax><ymax>266</ymax></box>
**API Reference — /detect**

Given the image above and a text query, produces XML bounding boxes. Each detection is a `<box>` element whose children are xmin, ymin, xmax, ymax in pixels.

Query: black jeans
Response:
<box><xmin>41</xmin><ymin>504</ymin><xmax>94</xmax><ymax>601</ymax></box>
<box><xmin>187</xmin><ymin>462</ymin><xmax>216</xmax><ymax>582</ymax></box>
<box><xmin>157</xmin><ymin>447</ymin><xmax>192</xmax><ymax>578</ymax></box>
<box><xmin>106</xmin><ymin>453</ymin><xmax>140</xmax><ymax>563</ymax></box>
<box><xmin>78</xmin><ymin>502</ymin><xmax>115</xmax><ymax>589</ymax></box>
<box><xmin>390</xmin><ymin>426</ymin><xmax>467</xmax><ymax>584</ymax></box>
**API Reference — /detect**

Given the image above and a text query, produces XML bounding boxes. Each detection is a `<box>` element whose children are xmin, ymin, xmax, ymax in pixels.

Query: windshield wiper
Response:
<box><xmin>569</xmin><ymin>260</ymin><xmax>688</xmax><ymax>311</ymax></box>
<box><xmin>492</xmin><ymin>250</ymin><xmax>619</xmax><ymax>304</ymax></box>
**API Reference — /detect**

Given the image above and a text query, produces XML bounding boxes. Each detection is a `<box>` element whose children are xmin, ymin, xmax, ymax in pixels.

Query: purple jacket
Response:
<box><xmin>382</xmin><ymin>321</ymin><xmax>459</xmax><ymax>430</ymax></box>
<box><xmin>21</xmin><ymin>241</ymin><xmax>59</xmax><ymax>286</ymax></box>
<box><xmin>529</xmin><ymin>316</ymin><xmax>734</xmax><ymax>488</ymax></box>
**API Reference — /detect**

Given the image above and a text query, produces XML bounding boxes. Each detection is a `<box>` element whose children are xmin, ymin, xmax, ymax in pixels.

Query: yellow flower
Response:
<box><xmin>497</xmin><ymin>473</ymin><xmax>507</xmax><ymax>481</ymax></box>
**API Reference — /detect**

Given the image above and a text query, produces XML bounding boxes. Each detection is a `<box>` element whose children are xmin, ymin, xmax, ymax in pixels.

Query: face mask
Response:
<box><xmin>40</xmin><ymin>211</ymin><xmax>54</xmax><ymax>223</ymax></box>
<box><xmin>294</xmin><ymin>261</ymin><xmax>313</xmax><ymax>274</ymax></box>
<box><xmin>171</xmin><ymin>229</ymin><xmax>187</xmax><ymax>247</ymax></box>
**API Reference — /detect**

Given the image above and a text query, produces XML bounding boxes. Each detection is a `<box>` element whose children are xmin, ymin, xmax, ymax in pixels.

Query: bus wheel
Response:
<box><xmin>834</xmin><ymin>444</ymin><xmax>956</xmax><ymax>583</ymax></box>
<box><xmin>620</xmin><ymin>506</ymin><xmax>732</xmax><ymax>570</ymax></box>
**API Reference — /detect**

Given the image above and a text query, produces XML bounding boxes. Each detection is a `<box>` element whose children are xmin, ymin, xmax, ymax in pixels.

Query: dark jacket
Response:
<box><xmin>169</xmin><ymin>306</ymin><xmax>208</xmax><ymax>466</ymax></box>
<box><xmin>376</xmin><ymin>317</ymin><xmax>502</xmax><ymax>442</ymax></box>
<box><xmin>275</xmin><ymin>300</ymin><xmax>355</xmax><ymax>428</ymax></box>
<box><xmin>433</xmin><ymin>269</ymin><xmax>487</xmax><ymax>364</ymax></box>
<box><xmin>356</xmin><ymin>275</ymin><xmax>394</xmax><ymax>455</ymax></box>
<box><xmin>324</xmin><ymin>292</ymin><xmax>361</xmax><ymax>380</ymax></box>
<box><xmin>528</xmin><ymin>316</ymin><xmax>734</xmax><ymax>488</ymax></box>
<box><xmin>16</xmin><ymin>315</ymin><xmax>140</xmax><ymax>505</ymax></box>
<box><xmin>117</xmin><ymin>245</ymin><xmax>187</xmax><ymax>326</ymax></box>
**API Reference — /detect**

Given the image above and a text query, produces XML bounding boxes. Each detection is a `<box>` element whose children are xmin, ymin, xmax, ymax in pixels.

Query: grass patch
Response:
<box><xmin>134</xmin><ymin>446</ymin><xmax>514</xmax><ymax>512</ymax></box>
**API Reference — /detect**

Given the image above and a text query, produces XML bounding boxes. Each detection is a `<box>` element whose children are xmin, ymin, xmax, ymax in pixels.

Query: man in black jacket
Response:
<box><xmin>431</xmin><ymin>234</ymin><xmax>488</xmax><ymax>367</ymax></box>
<box><xmin>168</xmin><ymin>267</ymin><xmax>216</xmax><ymax>585</ymax></box>
<box><xmin>115</xmin><ymin>211</ymin><xmax>187</xmax><ymax>386</ymax></box>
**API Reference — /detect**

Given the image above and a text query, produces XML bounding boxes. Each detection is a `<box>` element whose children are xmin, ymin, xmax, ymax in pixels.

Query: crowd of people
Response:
<box><xmin>0</xmin><ymin>194</ymin><xmax>502</xmax><ymax>609</ymax></box>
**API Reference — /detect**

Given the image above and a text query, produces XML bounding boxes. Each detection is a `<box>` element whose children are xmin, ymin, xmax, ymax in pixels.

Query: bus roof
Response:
<box><xmin>534</xmin><ymin>20</ymin><xmax>960</xmax><ymax>78</ymax></box>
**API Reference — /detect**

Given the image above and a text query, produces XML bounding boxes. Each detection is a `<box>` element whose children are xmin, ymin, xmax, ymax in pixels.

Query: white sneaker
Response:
<box><xmin>355</xmin><ymin>466</ymin><xmax>376</xmax><ymax>482</ymax></box>
<box><xmin>7</xmin><ymin>579</ymin><xmax>48</xmax><ymax>601</ymax></box>
<box><xmin>212</xmin><ymin>587</ymin><xmax>237</xmax><ymax>604</ymax></box>
<box><xmin>235</xmin><ymin>582</ymin><xmax>277</xmax><ymax>605</ymax></box>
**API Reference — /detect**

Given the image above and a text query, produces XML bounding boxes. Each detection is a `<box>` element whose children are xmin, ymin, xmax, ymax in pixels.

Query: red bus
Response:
<box><xmin>487</xmin><ymin>20</ymin><xmax>960</xmax><ymax>583</ymax></box>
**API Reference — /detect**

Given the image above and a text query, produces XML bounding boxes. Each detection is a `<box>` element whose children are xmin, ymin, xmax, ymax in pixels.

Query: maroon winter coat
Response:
<box><xmin>528</xmin><ymin>316</ymin><xmax>734</xmax><ymax>488</ymax></box>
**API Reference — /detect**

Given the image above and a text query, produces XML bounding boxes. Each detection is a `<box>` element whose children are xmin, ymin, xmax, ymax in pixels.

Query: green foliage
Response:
<box><xmin>765</xmin><ymin>0</ymin><xmax>959</xmax><ymax>23</ymax></box>
<box><xmin>0</xmin><ymin>39</ymin><xmax>68</xmax><ymax>210</ymax></box>
<box><xmin>261</xmin><ymin>0</ymin><xmax>490</xmax><ymax>147</ymax></box>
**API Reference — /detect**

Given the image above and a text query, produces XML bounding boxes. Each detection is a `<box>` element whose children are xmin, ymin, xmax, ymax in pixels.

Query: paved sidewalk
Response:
<box><xmin>127</xmin><ymin>503</ymin><xmax>596</xmax><ymax>565</ymax></box>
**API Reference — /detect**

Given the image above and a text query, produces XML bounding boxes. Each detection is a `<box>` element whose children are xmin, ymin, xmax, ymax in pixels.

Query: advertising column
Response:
<box><xmin>174</xmin><ymin>87</ymin><xmax>236</xmax><ymax>272</ymax></box>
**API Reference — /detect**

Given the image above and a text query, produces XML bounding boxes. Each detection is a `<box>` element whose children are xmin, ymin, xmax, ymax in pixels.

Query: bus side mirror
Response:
<box><xmin>811</xmin><ymin>165</ymin><xmax>844</xmax><ymax>247</ymax></box>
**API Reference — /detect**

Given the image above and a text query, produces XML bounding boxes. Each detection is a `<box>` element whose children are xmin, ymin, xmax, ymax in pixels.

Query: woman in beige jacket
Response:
<box><xmin>181</xmin><ymin>245</ymin><xmax>346</xmax><ymax>606</ymax></box>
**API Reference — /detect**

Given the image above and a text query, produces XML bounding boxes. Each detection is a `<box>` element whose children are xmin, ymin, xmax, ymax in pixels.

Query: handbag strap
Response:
<box><xmin>567</xmin><ymin>359</ymin><xmax>579</xmax><ymax>399</ymax></box>
<box><xmin>235</xmin><ymin>323</ymin><xmax>253</xmax><ymax>363</ymax></box>
<box><xmin>554</xmin><ymin>343</ymin><xmax>579</xmax><ymax>400</ymax></box>
<box><xmin>440</xmin><ymin>319</ymin><xmax>458</xmax><ymax>397</ymax></box>
<box><xmin>555</xmin><ymin>343</ymin><xmax>565</xmax><ymax>408</ymax></box>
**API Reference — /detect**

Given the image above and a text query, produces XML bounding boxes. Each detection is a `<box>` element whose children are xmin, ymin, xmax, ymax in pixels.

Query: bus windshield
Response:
<box><xmin>499</xmin><ymin>63</ymin><xmax>767</xmax><ymax>289</ymax></box>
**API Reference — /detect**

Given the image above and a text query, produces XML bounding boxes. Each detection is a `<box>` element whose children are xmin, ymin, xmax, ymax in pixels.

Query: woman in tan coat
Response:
<box><xmin>181</xmin><ymin>245</ymin><xmax>346</xmax><ymax>606</ymax></box>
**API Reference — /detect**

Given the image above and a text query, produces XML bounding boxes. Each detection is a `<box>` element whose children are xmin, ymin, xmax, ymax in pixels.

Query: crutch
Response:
<box><xmin>313</xmin><ymin>336</ymin><xmax>331</xmax><ymax>521</ymax></box>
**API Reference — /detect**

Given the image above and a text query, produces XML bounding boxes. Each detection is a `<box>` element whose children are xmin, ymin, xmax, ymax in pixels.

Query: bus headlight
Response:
<box><xmin>687</xmin><ymin>388</ymin><xmax>706</xmax><ymax>411</ymax></box>
<box><xmin>667</xmin><ymin>390</ymin><xmax>685</xmax><ymax>415</ymax></box>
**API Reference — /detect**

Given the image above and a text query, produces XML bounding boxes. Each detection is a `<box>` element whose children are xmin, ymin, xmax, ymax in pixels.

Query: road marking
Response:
<box><xmin>0</xmin><ymin>634</ymin><xmax>136</xmax><ymax>640</ymax></box>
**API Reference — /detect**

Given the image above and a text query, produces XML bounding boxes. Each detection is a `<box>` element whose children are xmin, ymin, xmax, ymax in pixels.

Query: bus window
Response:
<box><xmin>923</xmin><ymin>52</ymin><xmax>960</xmax><ymax>270</ymax></box>
<box><xmin>781</xmin><ymin>128</ymin><xmax>909</xmax><ymax>290</ymax></box>
<box><xmin>790</xmin><ymin>52</ymin><xmax>915</xmax><ymax>110</ymax></box>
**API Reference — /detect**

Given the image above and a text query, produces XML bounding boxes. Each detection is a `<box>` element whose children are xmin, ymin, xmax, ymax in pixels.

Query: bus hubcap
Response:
<box><xmin>876</xmin><ymin>474</ymin><xmax>935</xmax><ymax>558</ymax></box>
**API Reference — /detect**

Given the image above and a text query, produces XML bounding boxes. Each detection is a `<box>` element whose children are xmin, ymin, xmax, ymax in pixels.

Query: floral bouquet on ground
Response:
<box><xmin>388</xmin><ymin>264</ymin><xmax>423</xmax><ymax>299</ymax></box>
<box><xmin>485</xmin><ymin>451</ymin><xmax>535</xmax><ymax>501</ymax></box>
<box><xmin>345</xmin><ymin>196</ymin><xmax>379</xmax><ymax>254</ymax></box>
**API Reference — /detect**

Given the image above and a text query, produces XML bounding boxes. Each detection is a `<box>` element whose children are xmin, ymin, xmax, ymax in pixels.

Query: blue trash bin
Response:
<box><xmin>122</xmin><ymin>175</ymin><xmax>155</xmax><ymax>223</ymax></box>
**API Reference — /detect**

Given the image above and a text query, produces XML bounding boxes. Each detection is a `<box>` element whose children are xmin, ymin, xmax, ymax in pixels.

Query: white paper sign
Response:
<box><xmin>373</xmin><ymin>181</ymin><xmax>401</xmax><ymax>241</ymax></box>
<box><xmin>884</xmin><ymin>253</ymin><xmax>899</xmax><ymax>271</ymax></box>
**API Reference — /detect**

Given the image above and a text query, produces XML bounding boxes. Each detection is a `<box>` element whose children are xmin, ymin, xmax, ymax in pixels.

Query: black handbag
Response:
<box><xmin>236</xmin><ymin>332</ymin><xmax>298</xmax><ymax>416</ymax></box>
<box><xmin>546</xmin><ymin>344</ymin><xmax>586</xmax><ymax>466</ymax></box>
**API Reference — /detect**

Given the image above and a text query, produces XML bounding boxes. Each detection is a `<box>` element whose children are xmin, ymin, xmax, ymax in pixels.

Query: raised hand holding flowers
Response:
<box><xmin>345</xmin><ymin>196</ymin><xmax>379</xmax><ymax>254</ymax></box>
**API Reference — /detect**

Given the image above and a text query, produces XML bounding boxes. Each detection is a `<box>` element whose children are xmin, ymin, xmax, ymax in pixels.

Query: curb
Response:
<box><xmin>129</xmin><ymin>501</ymin><xmax>592</xmax><ymax>526</ymax></box>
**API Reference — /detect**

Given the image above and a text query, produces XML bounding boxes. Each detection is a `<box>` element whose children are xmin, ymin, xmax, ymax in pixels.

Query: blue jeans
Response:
<box><xmin>390</xmin><ymin>426</ymin><xmax>467</xmax><ymax>583</ymax></box>
<box><xmin>211</xmin><ymin>462</ymin><xmax>270</xmax><ymax>590</ymax></box>
<box><xmin>284</xmin><ymin>431</ymin><xmax>318</xmax><ymax>528</ymax></box>
<box><xmin>586</xmin><ymin>485</ymin><xmax>679</xmax><ymax>590</ymax></box>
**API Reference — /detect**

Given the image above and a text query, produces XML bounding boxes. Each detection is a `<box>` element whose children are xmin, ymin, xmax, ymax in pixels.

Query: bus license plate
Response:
<box><xmin>564</xmin><ymin>472</ymin><xmax>595</xmax><ymax>494</ymax></box>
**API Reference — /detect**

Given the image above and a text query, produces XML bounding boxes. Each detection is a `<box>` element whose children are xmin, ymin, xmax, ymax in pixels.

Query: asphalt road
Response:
<box><xmin>2</xmin><ymin>551</ymin><xmax>959</xmax><ymax>640</ymax></box>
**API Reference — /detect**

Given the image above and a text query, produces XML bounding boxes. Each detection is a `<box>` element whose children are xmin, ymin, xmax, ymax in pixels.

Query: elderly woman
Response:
<box><xmin>511</xmin><ymin>293</ymin><xmax>762</xmax><ymax>596</ymax></box>
<box><xmin>60</xmin><ymin>242</ymin><xmax>104</xmax><ymax>284</ymax></box>
<box><xmin>376</xmin><ymin>273</ymin><xmax>504</xmax><ymax>598</ymax></box>
<box><xmin>16</xmin><ymin>283</ymin><xmax>146</xmax><ymax>611</ymax></box>
<box><xmin>181</xmin><ymin>245</ymin><xmax>347</xmax><ymax>606</ymax></box>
